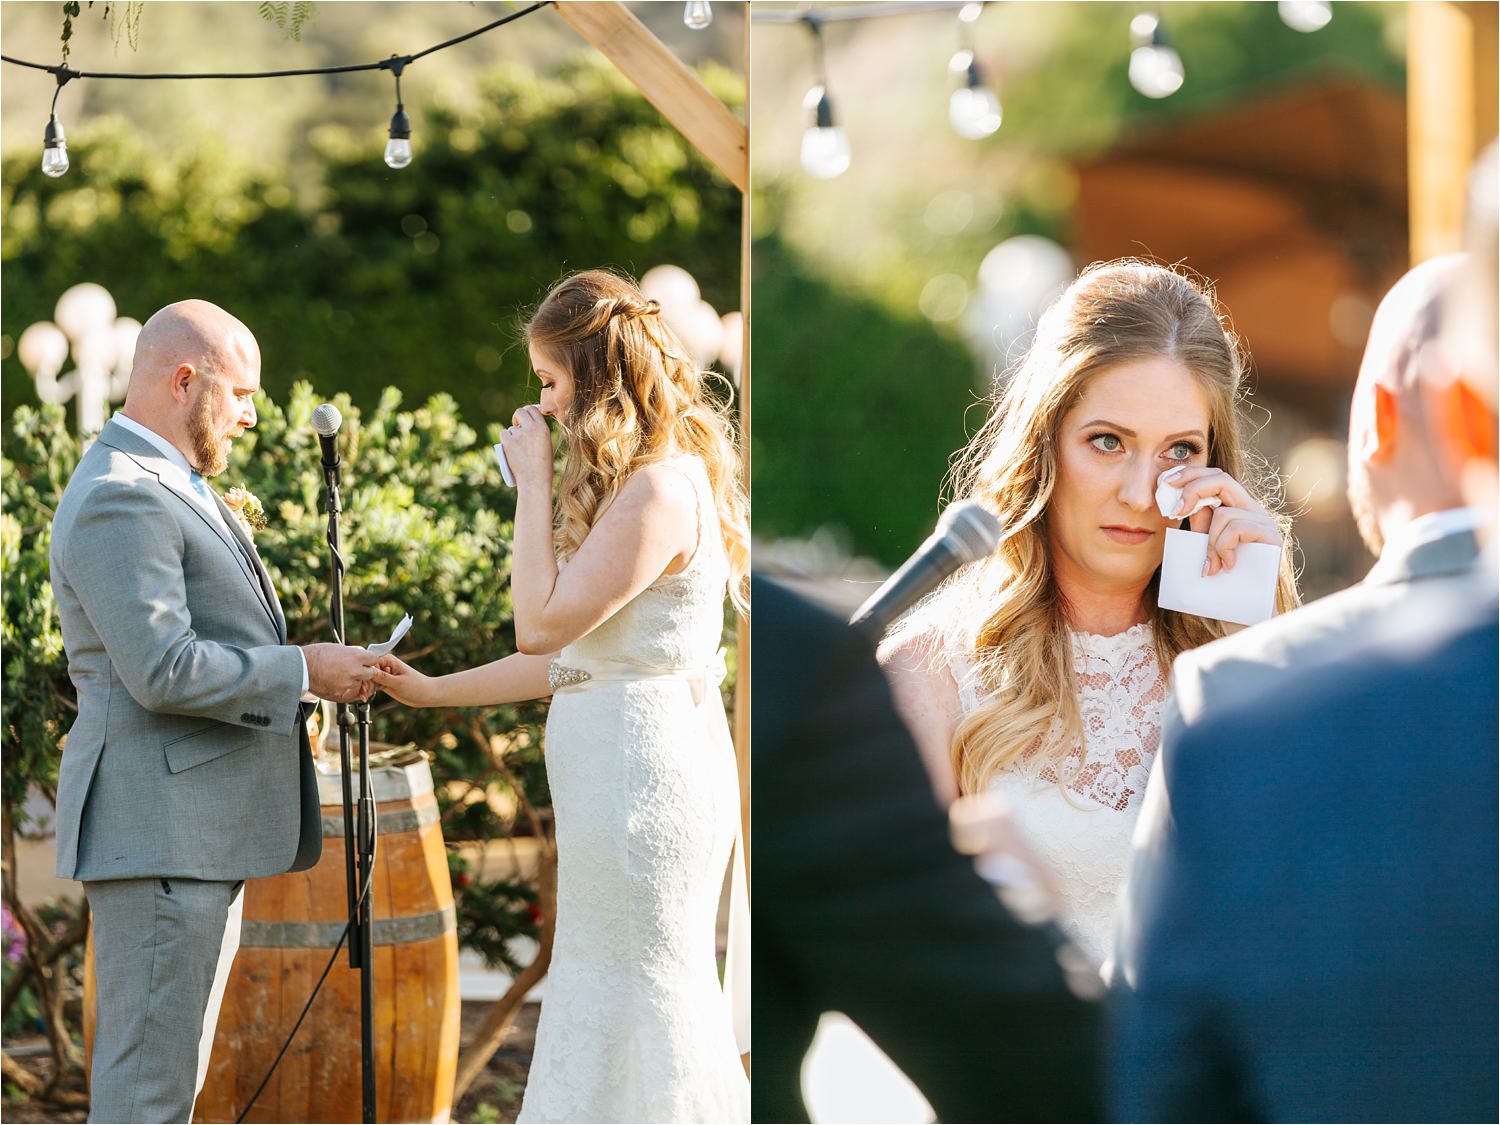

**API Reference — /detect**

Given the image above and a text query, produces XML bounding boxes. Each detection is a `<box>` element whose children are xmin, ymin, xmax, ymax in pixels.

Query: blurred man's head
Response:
<box><xmin>1346</xmin><ymin>255</ymin><xmax>1470</xmax><ymax>556</ymax></box>
<box><xmin>1425</xmin><ymin>143</ymin><xmax>1499</xmax><ymax>539</ymax></box>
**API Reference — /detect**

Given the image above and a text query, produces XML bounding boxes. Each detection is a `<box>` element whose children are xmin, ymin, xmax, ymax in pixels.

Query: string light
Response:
<box><xmin>1279</xmin><ymin>0</ymin><xmax>1333</xmax><ymax>33</ymax></box>
<box><xmin>42</xmin><ymin>75</ymin><xmax>70</xmax><ymax>178</ymax></box>
<box><xmin>800</xmin><ymin>16</ymin><xmax>850</xmax><ymax>179</ymax></box>
<box><xmin>685</xmin><ymin>1</ymin><xmax>713</xmax><ymax>31</ymax></box>
<box><xmin>382</xmin><ymin>57</ymin><xmax>413</xmax><ymax>170</ymax></box>
<box><xmin>1128</xmin><ymin>11</ymin><xmax>1184</xmax><ymax>99</ymax></box>
<box><xmin>2</xmin><ymin>3</ymin><xmax>546</xmax><ymax>177</ymax></box>
<box><xmin>948</xmin><ymin>3</ymin><xmax>1000</xmax><ymax>140</ymax></box>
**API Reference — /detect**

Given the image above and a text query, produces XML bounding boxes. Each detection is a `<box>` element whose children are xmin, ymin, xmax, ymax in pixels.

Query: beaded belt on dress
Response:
<box><xmin>548</xmin><ymin>648</ymin><xmax>729</xmax><ymax>706</ymax></box>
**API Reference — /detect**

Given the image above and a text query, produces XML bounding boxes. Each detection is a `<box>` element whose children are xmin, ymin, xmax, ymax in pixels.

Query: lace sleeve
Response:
<box><xmin>876</xmin><ymin>624</ymin><xmax>965</xmax><ymax>806</ymax></box>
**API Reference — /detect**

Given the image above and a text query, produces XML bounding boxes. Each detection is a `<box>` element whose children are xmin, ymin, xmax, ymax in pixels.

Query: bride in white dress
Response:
<box><xmin>880</xmin><ymin>260</ymin><xmax>1299</xmax><ymax>966</ymax></box>
<box><xmin>373</xmin><ymin>270</ymin><xmax>750</xmax><ymax>1123</ymax></box>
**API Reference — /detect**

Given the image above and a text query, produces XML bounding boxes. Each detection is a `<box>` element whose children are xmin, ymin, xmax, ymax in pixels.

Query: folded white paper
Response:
<box><xmin>367</xmin><ymin>614</ymin><xmax>413</xmax><ymax>657</ymax></box>
<box><xmin>492</xmin><ymin>442</ymin><xmax>516</xmax><ymax>487</ymax></box>
<box><xmin>1158</xmin><ymin>529</ymin><xmax>1278</xmax><ymax>626</ymax></box>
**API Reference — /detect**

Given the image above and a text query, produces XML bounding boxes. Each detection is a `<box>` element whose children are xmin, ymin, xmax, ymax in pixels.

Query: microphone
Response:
<box><xmin>311</xmin><ymin>402</ymin><xmax>343</xmax><ymax>471</ymax></box>
<box><xmin>849</xmin><ymin>500</ymin><xmax>1002</xmax><ymax>633</ymax></box>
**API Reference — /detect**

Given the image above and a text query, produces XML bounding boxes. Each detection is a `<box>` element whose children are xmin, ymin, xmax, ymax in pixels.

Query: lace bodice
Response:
<box><xmin>949</xmin><ymin>622</ymin><xmax>1166</xmax><ymax>964</ymax></box>
<box><xmin>559</xmin><ymin>455</ymin><xmax>729</xmax><ymax>671</ymax></box>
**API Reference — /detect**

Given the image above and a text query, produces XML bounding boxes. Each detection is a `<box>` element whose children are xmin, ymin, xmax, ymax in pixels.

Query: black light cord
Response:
<box><xmin>1</xmin><ymin>2</ymin><xmax>546</xmax><ymax>81</ymax></box>
<box><xmin>232</xmin><ymin>859</ymin><xmax>377</xmax><ymax>1125</ymax></box>
<box><xmin>754</xmin><ymin>1</ymin><xmax>976</xmax><ymax>23</ymax></box>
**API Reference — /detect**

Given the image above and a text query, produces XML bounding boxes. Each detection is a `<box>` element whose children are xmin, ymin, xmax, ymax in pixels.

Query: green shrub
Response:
<box><xmin>2</xmin><ymin>388</ymin><xmax>558</xmax><ymax>968</ymax></box>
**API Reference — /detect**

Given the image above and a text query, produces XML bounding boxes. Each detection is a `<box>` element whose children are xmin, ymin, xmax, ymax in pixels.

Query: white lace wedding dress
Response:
<box><xmin>947</xmin><ymin>622</ymin><xmax>1165</xmax><ymax>966</ymax></box>
<box><xmin>518</xmin><ymin>455</ymin><xmax>750</xmax><ymax>1125</ymax></box>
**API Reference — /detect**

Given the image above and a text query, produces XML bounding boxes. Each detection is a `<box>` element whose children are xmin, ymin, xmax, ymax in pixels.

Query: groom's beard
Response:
<box><xmin>187</xmin><ymin>389</ymin><xmax>235</xmax><ymax>477</ymax></box>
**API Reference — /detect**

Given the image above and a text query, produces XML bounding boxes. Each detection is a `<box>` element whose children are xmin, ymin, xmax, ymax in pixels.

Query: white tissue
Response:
<box><xmin>1156</xmin><ymin>465</ymin><xmax>1222</xmax><ymax>520</ymax></box>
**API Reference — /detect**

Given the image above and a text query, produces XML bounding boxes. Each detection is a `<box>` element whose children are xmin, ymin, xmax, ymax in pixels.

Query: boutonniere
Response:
<box><xmin>222</xmin><ymin>486</ymin><xmax>268</xmax><ymax>537</ymax></box>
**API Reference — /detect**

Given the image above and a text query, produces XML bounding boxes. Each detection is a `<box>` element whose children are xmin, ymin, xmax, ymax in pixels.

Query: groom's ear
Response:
<box><xmin>170</xmin><ymin>363</ymin><xmax>197</xmax><ymax>405</ymax></box>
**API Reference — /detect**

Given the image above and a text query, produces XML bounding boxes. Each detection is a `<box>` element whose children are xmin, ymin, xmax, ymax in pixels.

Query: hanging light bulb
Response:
<box><xmin>799</xmin><ymin>16</ymin><xmax>849</xmax><ymax>179</ymax></box>
<box><xmin>1279</xmin><ymin>0</ymin><xmax>1333</xmax><ymax>32</ymax></box>
<box><xmin>382</xmin><ymin>56</ymin><xmax>414</xmax><ymax>170</ymax></box>
<box><xmin>41</xmin><ymin>73</ymin><xmax>71</xmax><ymax>179</ymax></box>
<box><xmin>42</xmin><ymin>114</ymin><xmax>69</xmax><ymax>178</ymax></box>
<box><xmin>1128</xmin><ymin>12</ymin><xmax>1185</xmax><ymax>99</ymax></box>
<box><xmin>385</xmin><ymin>105</ymin><xmax>413</xmax><ymax>169</ymax></box>
<box><xmin>801</xmin><ymin>85</ymin><xmax>851</xmax><ymax>179</ymax></box>
<box><xmin>948</xmin><ymin>50</ymin><xmax>1001</xmax><ymax>139</ymax></box>
<box><xmin>684</xmin><ymin>1</ymin><xmax>712</xmax><ymax>30</ymax></box>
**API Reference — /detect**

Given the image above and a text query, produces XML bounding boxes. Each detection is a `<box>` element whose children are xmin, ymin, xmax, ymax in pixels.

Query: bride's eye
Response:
<box><xmin>1165</xmin><ymin>440</ymin><xmax>1200</xmax><ymax>462</ymax></box>
<box><xmin>1089</xmin><ymin>433</ymin><xmax>1123</xmax><ymax>453</ymax></box>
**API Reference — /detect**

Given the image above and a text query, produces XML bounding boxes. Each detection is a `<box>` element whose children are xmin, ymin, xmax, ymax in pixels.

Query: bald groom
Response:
<box><xmin>50</xmin><ymin>300</ymin><xmax>380</xmax><ymax>1123</ymax></box>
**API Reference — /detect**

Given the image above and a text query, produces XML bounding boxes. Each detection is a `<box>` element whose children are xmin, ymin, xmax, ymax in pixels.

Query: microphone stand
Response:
<box><xmin>322</xmin><ymin>448</ymin><xmax>378</xmax><ymax>1124</ymax></box>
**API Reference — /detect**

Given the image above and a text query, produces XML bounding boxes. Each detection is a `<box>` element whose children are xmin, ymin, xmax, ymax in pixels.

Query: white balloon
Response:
<box><xmin>112</xmin><ymin>317</ymin><xmax>143</xmax><ymax>371</ymax></box>
<box><xmin>718</xmin><ymin>311</ymin><xmax>744</xmax><ymax>377</ymax></box>
<box><xmin>640</xmin><ymin>265</ymin><xmax>701</xmax><ymax>315</ymax></box>
<box><xmin>967</xmin><ymin>235</ymin><xmax>1075</xmax><ymax>386</ymax></box>
<box><xmin>670</xmin><ymin>299</ymin><xmax>725</xmax><ymax>370</ymax></box>
<box><xmin>54</xmin><ymin>283</ymin><xmax>117</xmax><ymax>343</ymax></box>
<box><xmin>17</xmin><ymin>321</ymin><xmax>69</xmax><ymax>379</ymax></box>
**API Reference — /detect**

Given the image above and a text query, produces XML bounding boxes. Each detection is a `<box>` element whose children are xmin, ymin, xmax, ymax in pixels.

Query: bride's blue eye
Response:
<box><xmin>1089</xmin><ymin>433</ymin><xmax>1122</xmax><ymax>453</ymax></box>
<box><xmin>1166</xmin><ymin>441</ymin><xmax>1199</xmax><ymax>461</ymax></box>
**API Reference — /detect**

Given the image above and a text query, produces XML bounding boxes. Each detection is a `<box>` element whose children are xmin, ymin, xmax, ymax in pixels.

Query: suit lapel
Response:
<box><xmin>212</xmin><ymin>491</ymin><xmax>288</xmax><ymax>643</ymax></box>
<box><xmin>97</xmin><ymin>422</ymin><xmax>282</xmax><ymax>637</ymax></box>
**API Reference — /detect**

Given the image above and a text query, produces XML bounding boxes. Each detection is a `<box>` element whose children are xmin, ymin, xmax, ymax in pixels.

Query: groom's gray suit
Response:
<box><xmin>51</xmin><ymin>416</ymin><xmax>321</xmax><ymax>1122</ymax></box>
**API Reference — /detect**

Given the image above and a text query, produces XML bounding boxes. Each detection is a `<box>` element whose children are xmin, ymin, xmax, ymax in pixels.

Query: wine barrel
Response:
<box><xmin>85</xmin><ymin>753</ymin><xmax>460</xmax><ymax>1124</ymax></box>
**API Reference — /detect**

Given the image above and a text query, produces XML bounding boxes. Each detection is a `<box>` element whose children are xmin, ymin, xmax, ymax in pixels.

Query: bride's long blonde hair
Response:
<box><xmin>524</xmin><ymin>269</ymin><xmax>749</xmax><ymax>614</ymax></box>
<box><xmin>927</xmin><ymin>260</ymin><xmax>1300</xmax><ymax>795</ymax></box>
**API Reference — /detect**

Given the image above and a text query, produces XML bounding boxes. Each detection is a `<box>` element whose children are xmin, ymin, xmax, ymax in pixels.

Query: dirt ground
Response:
<box><xmin>2</xmin><ymin>1000</ymin><xmax>538</xmax><ymax>1125</ymax></box>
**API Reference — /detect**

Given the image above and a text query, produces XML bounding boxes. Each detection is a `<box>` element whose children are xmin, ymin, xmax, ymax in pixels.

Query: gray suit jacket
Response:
<box><xmin>50</xmin><ymin>417</ymin><xmax>321</xmax><ymax>882</ymax></box>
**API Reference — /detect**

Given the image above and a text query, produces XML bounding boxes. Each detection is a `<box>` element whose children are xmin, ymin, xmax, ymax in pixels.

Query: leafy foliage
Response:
<box><xmin>1</xmin><ymin>405</ymin><xmax>80</xmax><ymax>827</ymax></box>
<box><xmin>750</xmin><ymin>232</ymin><xmax>978</xmax><ymax>565</ymax></box>
<box><xmin>257</xmin><ymin>1</ymin><xmax>316</xmax><ymax>42</ymax></box>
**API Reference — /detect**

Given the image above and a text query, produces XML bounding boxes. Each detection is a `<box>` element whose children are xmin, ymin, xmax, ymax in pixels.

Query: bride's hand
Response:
<box><xmin>371</xmin><ymin>654</ymin><xmax>437</xmax><ymax>707</ymax></box>
<box><xmin>501</xmin><ymin>405</ymin><xmax>554</xmax><ymax>494</ymax></box>
<box><xmin>948</xmin><ymin>793</ymin><xmax>1063</xmax><ymax>922</ymax></box>
<box><xmin>1163</xmin><ymin>465</ymin><xmax>1283</xmax><ymax>577</ymax></box>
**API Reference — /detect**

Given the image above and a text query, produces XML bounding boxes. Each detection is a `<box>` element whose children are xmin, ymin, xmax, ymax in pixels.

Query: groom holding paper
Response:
<box><xmin>50</xmin><ymin>299</ymin><xmax>380</xmax><ymax>1123</ymax></box>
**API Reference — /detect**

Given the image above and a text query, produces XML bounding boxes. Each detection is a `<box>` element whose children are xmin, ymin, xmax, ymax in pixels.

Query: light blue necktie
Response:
<box><xmin>189</xmin><ymin>471</ymin><xmax>254</xmax><ymax>570</ymax></box>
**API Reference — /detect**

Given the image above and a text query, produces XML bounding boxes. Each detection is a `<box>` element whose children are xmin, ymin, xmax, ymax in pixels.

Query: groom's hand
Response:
<box><xmin>301</xmin><ymin>643</ymin><xmax>381</xmax><ymax>703</ymax></box>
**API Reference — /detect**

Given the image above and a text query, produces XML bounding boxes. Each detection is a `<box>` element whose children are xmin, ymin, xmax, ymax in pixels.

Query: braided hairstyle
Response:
<box><xmin>524</xmin><ymin>269</ymin><xmax>748</xmax><ymax>614</ymax></box>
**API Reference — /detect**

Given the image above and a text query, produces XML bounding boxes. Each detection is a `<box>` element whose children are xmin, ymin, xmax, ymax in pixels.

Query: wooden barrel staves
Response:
<box><xmin>84</xmin><ymin>751</ymin><xmax>461</xmax><ymax>1123</ymax></box>
<box><xmin>195</xmin><ymin>753</ymin><xmax>460</xmax><ymax>1123</ymax></box>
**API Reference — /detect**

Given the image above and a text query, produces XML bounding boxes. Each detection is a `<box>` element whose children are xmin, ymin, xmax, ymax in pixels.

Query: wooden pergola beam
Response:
<box><xmin>1408</xmin><ymin>1</ymin><xmax>1499</xmax><ymax>259</ymax></box>
<box><xmin>553</xmin><ymin>2</ymin><xmax>749</xmax><ymax>192</ymax></box>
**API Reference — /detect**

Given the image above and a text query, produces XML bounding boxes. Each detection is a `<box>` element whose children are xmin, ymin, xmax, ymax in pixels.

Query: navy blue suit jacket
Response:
<box><xmin>753</xmin><ymin>574</ymin><xmax>1103</xmax><ymax>1124</ymax></box>
<box><xmin>1114</xmin><ymin>587</ymin><xmax>1498</xmax><ymax>1122</ymax></box>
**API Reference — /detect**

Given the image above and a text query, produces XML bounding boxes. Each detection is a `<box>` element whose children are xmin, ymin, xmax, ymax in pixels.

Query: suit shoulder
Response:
<box><xmin>1171</xmin><ymin>578</ymin><xmax>1416</xmax><ymax>691</ymax></box>
<box><xmin>54</xmin><ymin>466</ymin><xmax>176</xmax><ymax>565</ymax></box>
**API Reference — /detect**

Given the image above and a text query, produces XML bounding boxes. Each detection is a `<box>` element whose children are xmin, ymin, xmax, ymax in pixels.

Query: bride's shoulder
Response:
<box><xmin>615</xmin><ymin>459</ymin><xmax>699</xmax><ymax>516</ymax></box>
<box><xmin>876</xmin><ymin>620</ymin><xmax>950</xmax><ymax>672</ymax></box>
